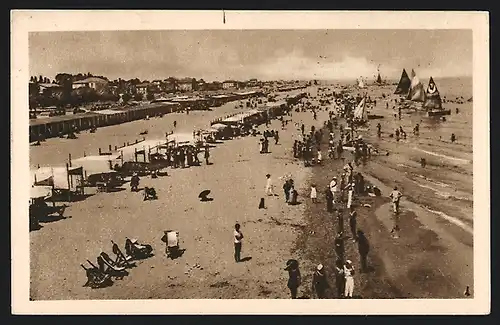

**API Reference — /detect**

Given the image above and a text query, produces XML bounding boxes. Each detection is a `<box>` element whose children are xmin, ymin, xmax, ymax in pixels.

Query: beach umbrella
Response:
<box><xmin>198</xmin><ymin>189</ymin><xmax>211</xmax><ymax>201</ymax></box>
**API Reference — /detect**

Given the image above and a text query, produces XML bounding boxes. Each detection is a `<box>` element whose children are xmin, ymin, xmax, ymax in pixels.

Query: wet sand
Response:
<box><xmin>295</xmin><ymin>78</ymin><xmax>473</xmax><ymax>298</ymax></box>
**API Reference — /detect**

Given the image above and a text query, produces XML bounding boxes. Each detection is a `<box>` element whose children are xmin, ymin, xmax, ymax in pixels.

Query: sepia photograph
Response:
<box><xmin>11</xmin><ymin>10</ymin><xmax>490</xmax><ymax>314</ymax></box>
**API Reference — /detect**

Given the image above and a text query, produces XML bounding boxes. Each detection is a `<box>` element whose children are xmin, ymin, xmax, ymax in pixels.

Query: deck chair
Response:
<box><xmin>143</xmin><ymin>187</ymin><xmax>158</xmax><ymax>201</ymax></box>
<box><xmin>81</xmin><ymin>261</ymin><xmax>112</xmax><ymax>289</ymax></box>
<box><xmin>100</xmin><ymin>252</ymin><xmax>122</xmax><ymax>268</ymax></box>
<box><xmin>111</xmin><ymin>240</ymin><xmax>134</xmax><ymax>268</ymax></box>
<box><xmin>97</xmin><ymin>255</ymin><xmax>128</xmax><ymax>279</ymax></box>
<box><xmin>162</xmin><ymin>230</ymin><xmax>183</xmax><ymax>259</ymax></box>
<box><xmin>125</xmin><ymin>238</ymin><xmax>153</xmax><ymax>260</ymax></box>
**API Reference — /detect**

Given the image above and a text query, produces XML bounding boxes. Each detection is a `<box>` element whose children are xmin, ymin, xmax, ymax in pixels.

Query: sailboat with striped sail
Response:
<box><xmin>423</xmin><ymin>76</ymin><xmax>451</xmax><ymax>116</ymax></box>
<box><xmin>407</xmin><ymin>69</ymin><xmax>425</xmax><ymax>102</ymax></box>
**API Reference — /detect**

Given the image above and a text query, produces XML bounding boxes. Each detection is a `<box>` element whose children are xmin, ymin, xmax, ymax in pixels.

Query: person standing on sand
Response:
<box><xmin>329</xmin><ymin>177</ymin><xmax>338</xmax><ymax>205</ymax></box>
<box><xmin>357</xmin><ymin>230</ymin><xmax>370</xmax><ymax>272</ymax></box>
<box><xmin>334</xmin><ymin>231</ymin><xmax>345</xmax><ymax>261</ymax></box>
<box><xmin>334</xmin><ymin>258</ymin><xmax>345</xmax><ymax>298</ymax></box>
<box><xmin>310</xmin><ymin>184</ymin><xmax>318</xmax><ymax>203</ymax></box>
<box><xmin>233</xmin><ymin>223</ymin><xmax>244</xmax><ymax>263</ymax></box>
<box><xmin>349</xmin><ymin>207</ymin><xmax>358</xmax><ymax>241</ymax></box>
<box><xmin>343</xmin><ymin>260</ymin><xmax>355</xmax><ymax>298</ymax></box>
<box><xmin>265</xmin><ymin>174</ymin><xmax>276</xmax><ymax>196</ymax></box>
<box><xmin>204</xmin><ymin>145</ymin><xmax>210</xmax><ymax>165</ymax></box>
<box><xmin>345</xmin><ymin>182</ymin><xmax>355</xmax><ymax>210</ymax></box>
<box><xmin>311</xmin><ymin>264</ymin><xmax>329</xmax><ymax>299</ymax></box>
<box><xmin>325</xmin><ymin>186</ymin><xmax>334</xmax><ymax>212</ymax></box>
<box><xmin>274</xmin><ymin>131</ymin><xmax>279</xmax><ymax>144</ymax></box>
<box><xmin>285</xmin><ymin>260</ymin><xmax>301</xmax><ymax>299</ymax></box>
<box><xmin>173</xmin><ymin>120</ymin><xmax>177</xmax><ymax>129</ymax></box>
<box><xmin>283</xmin><ymin>179</ymin><xmax>292</xmax><ymax>203</ymax></box>
<box><xmin>389</xmin><ymin>186</ymin><xmax>402</xmax><ymax>214</ymax></box>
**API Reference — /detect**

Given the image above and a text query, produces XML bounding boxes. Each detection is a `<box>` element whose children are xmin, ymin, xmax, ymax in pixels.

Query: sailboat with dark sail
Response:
<box><xmin>376</xmin><ymin>73</ymin><xmax>382</xmax><ymax>84</ymax></box>
<box><xmin>394</xmin><ymin>69</ymin><xmax>411</xmax><ymax>95</ymax></box>
<box><xmin>423</xmin><ymin>77</ymin><xmax>451</xmax><ymax>116</ymax></box>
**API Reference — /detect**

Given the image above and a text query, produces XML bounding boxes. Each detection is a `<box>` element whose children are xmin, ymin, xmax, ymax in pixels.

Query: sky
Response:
<box><xmin>29</xmin><ymin>30</ymin><xmax>472</xmax><ymax>82</ymax></box>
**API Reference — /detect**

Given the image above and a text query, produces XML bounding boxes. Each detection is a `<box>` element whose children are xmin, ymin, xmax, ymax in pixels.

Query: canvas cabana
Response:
<box><xmin>70</xmin><ymin>154</ymin><xmax>121</xmax><ymax>188</ymax></box>
<box><xmin>31</xmin><ymin>165</ymin><xmax>85</xmax><ymax>200</ymax></box>
<box><xmin>118</xmin><ymin>139</ymin><xmax>167</xmax><ymax>163</ymax></box>
<box><xmin>166</xmin><ymin>132</ymin><xmax>199</xmax><ymax>147</ymax></box>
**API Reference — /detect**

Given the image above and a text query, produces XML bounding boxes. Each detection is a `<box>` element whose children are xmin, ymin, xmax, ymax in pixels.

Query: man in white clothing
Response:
<box><xmin>329</xmin><ymin>177</ymin><xmax>338</xmax><ymax>204</ymax></box>
<box><xmin>265</xmin><ymin>174</ymin><xmax>276</xmax><ymax>196</ymax></box>
<box><xmin>343</xmin><ymin>260</ymin><xmax>355</xmax><ymax>298</ymax></box>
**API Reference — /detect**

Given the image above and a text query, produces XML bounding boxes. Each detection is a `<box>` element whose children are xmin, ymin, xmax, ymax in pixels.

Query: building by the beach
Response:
<box><xmin>222</xmin><ymin>80</ymin><xmax>237</xmax><ymax>89</ymax></box>
<box><xmin>72</xmin><ymin>77</ymin><xmax>109</xmax><ymax>91</ymax></box>
<box><xmin>135</xmin><ymin>83</ymin><xmax>149</xmax><ymax>95</ymax></box>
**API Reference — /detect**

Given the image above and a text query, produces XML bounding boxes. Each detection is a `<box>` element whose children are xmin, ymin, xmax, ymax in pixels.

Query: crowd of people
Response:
<box><xmin>249</xmin><ymin>88</ymin><xmax>406</xmax><ymax>299</ymax></box>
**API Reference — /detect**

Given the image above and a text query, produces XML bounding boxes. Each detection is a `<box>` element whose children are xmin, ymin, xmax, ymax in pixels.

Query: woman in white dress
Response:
<box><xmin>310</xmin><ymin>184</ymin><xmax>317</xmax><ymax>203</ymax></box>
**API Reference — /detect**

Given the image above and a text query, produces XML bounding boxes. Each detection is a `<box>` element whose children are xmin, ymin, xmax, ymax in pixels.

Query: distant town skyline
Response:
<box><xmin>29</xmin><ymin>30</ymin><xmax>472</xmax><ymax>82</ymax></box>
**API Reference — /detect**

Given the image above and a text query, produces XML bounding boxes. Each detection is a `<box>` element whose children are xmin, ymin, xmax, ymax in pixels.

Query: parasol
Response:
<box><xmin>198</xmin><ymin>189</ymin><xmax>212</xmax><ymax>201</ymax></box>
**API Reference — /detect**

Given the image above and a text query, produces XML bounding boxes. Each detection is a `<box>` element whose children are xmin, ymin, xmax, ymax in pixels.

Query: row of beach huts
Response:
<box><xmin>29</xmin><ymin>90</ymin><xmax>265</xmax><ymax>143</ymax></box>
<box><xmin>29</xmin><ymin>91</ymin><xmax>308</xmax><ymax>221</ymax></box>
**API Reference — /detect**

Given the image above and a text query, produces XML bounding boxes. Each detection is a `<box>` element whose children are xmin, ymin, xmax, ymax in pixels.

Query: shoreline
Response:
<box><xmin>294</xmin><ymin>119</ymin><xmax>473</xmax><ymax>298</ymax></box>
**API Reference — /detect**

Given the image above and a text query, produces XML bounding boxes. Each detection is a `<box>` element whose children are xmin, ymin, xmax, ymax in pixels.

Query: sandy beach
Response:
<box><xmin>30</xmin><ymin>86</ymin><xmax>332</xmax><ymax>299</ymax></box>
<box><xmin>30</xmin><ymin>78</ymin><xmax>474</xmax><ymax>300</ymax></box>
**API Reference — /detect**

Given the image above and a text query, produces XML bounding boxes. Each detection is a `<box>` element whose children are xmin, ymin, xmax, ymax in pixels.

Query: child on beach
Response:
<box><xmin>310</xmin><ymin>184</ymin><xmax>317</xmax><ymax>203</ymax></box>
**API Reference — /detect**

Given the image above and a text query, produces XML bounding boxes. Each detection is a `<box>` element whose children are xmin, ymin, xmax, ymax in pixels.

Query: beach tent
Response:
<box><xmin>166</xmin><ymin>133</ymin><xmax>197</xmax><ymax>146</ymax></box>
<box><xmin>357</xmin><ymin>78</ymin><xmax>365</xmax><ymax>89</ymax></box>
<box><xmin>31</xmin><ymin>166</ymin><xmax>83</xmax><ymax>190</ymax></box>
<box><xmin>353</xmin><ymin>95</ymin><xmax>368</xmax><ymax>121</ymax></box>
<box><xmin>71</xmin><ymin>154</ymin><xmax>120</xmax><ymax>177</ymax></box>
<box><xmin>407</xmin><ymin>69</ymin><xmax>426</xmax><ymax>102</ymax></box>
<box><xmin>30</xmin><ymin>185</ymin><xmax>53</xmax><ymax>200</ymax></box>
<box><xmin>210</xmin><ymin>123</ymin><xmax>228</xmax><ymax>131</ymax></box>
<box><xmin>422</xmin><ymin>77</ymin><xmax>443</xmax><ymax>109</ymax></box>
<box><xmin>394</xmin><ymin>69</ymin><xmax>412</xmax><ymax>95</ymax></box>
<box><xmin>119</xmin><ymin>139</ymin><xmax>167</xmax><ymax>162</ymax></box>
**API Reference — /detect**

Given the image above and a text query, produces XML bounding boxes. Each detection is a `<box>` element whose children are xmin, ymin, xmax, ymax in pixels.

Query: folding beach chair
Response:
<box><xmin>96</xmin><ymin>255</ymin><xmax>128</xmax><ymax>279</ymax></box>
<box><xmin>111</xmin><ymin>240</ymin><xmax>134</xmax><ymax>268</ymax></box>
<box><xmin>161</xmin><ymin>230</ymin><xmax>184</xmax><ymax>259</ymax></box>
<box><xmin>81</xmin><ymin>261</ymin><xmax>112</xmax><ymax>289</ymax></box>
<box><xmin>124</xmin><ymin>238</ymin><xmax>154</xmax><ymax>260</ymax></box>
